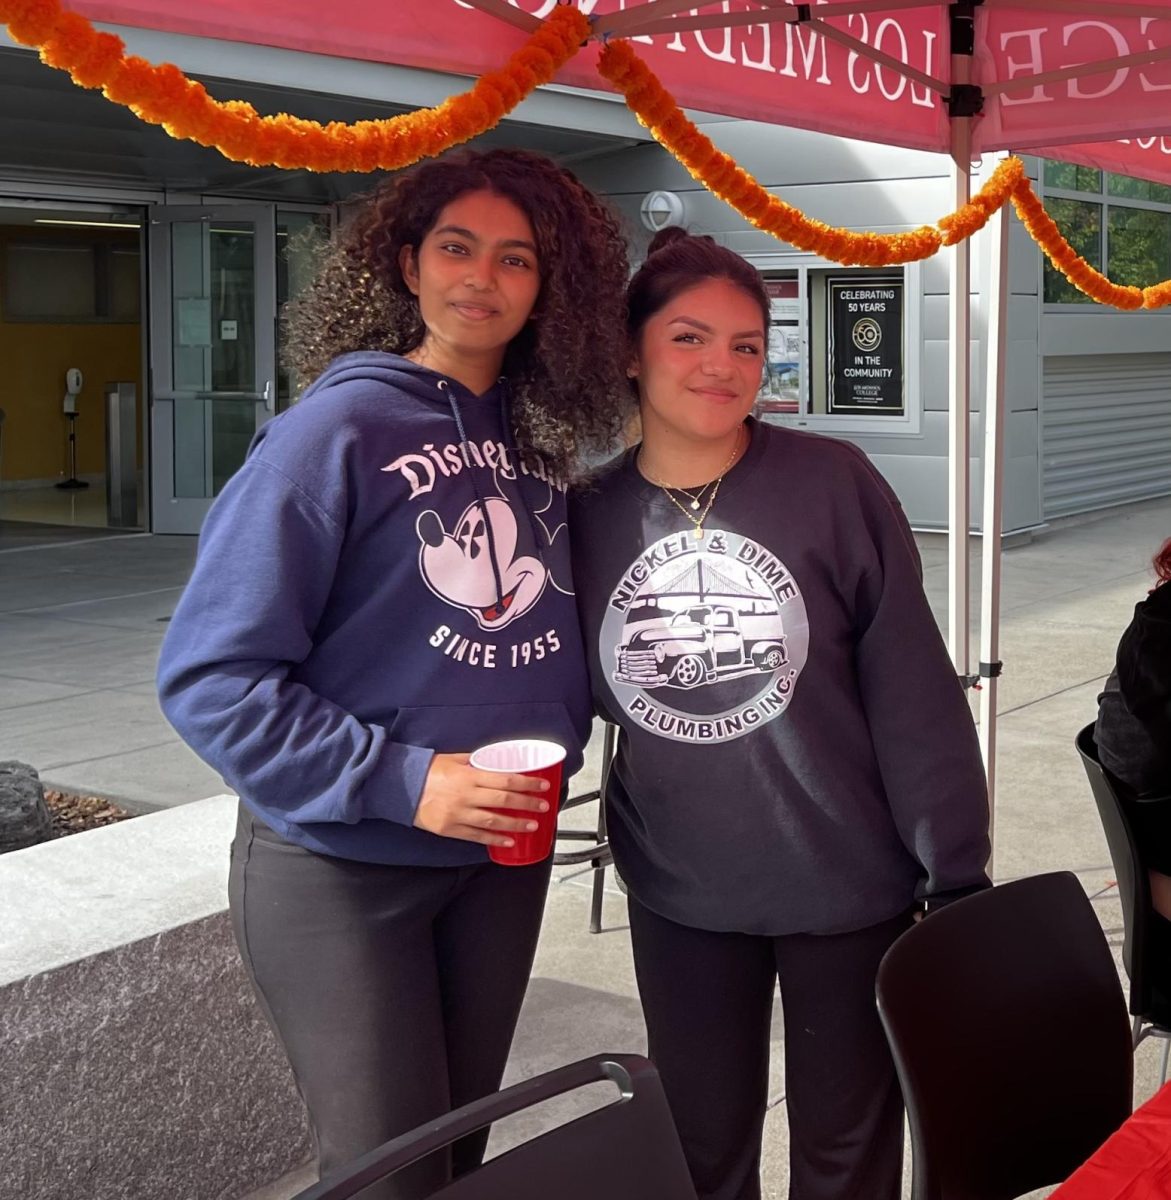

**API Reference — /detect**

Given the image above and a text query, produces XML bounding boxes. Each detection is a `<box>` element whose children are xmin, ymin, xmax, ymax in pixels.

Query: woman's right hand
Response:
<box><xmin>413</xmin><ymin>752</ymin><xmax>551</xmax><ymax>847</ymax></box>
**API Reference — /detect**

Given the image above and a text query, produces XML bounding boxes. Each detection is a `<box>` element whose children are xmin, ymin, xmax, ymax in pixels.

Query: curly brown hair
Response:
<box><xmin>284</xmin><ymin>148</ymin><xmax>632</xmax><ymax>476</ymax></box>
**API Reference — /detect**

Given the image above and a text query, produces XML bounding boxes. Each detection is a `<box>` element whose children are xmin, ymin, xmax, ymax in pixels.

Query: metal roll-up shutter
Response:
<box><xmin>1042</xmin><ymin>353</ymin><xmax>1171</xmax><ymax>520</ymax></box>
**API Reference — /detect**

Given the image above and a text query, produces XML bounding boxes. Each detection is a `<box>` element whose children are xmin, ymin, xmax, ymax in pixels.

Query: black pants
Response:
<box><xmin>228</xmin><ymin>806</ymin><xmax>552</xmax><ymax>1199</ymax></box>
<box><xmin>628</xmin><ymin>897</ymin><xmax>910</xmax><ymax>1200</ymax></box>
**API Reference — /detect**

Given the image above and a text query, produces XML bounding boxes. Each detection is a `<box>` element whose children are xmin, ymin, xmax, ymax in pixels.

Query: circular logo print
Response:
<box><xmin>852</xmin><ymin>317</ymin><xmax>882</xmax><ymax>352</ymax></box>
<box><xmin>599</xmin><ymin>528</ymin><xmax>808</xmax><ymax>743</ymax></box>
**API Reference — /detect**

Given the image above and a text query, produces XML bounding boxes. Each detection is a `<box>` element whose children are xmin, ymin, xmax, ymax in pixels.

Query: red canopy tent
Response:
<box><xmin>63</xmin><ymin>1</ymin><xmax>1171</xmax><ymax>181</ymax></box>
<box><xmin>28</xmin><ymin>0</ymin><xmax>1171</xmax><ymax>857</ymax></box>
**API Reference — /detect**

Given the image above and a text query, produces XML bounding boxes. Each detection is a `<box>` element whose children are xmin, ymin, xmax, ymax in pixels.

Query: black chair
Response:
<box><xmin>876</xmin><ymin>872</ymin><xmax>1133</xmax><ymax>1200</ymax></box>
<box><xmin>1076</xmin><ymin>721</ymin><xmax>1171</xmax><ymax>1077</ymax></box>
<box><xmin>289</xmin><ymin>1053</ymin><xmax>697</xmax><ymax>1200</ymax></box>
<box><xmin>554</xmin><ymin>722</ymin><xmax>616</xmax><ymax>934</ymax></box>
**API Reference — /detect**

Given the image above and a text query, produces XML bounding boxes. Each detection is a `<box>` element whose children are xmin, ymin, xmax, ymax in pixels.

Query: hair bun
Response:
<box><xmin>646</xmin><ymin>225</ymin><xmax>692</xmax><ymax>256</ymax></box>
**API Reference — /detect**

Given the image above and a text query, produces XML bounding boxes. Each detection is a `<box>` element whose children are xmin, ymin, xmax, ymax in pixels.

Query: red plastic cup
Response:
<box><xmin>470</xmin><ymin>738</ymin><xmax>565</xmax><ymax>867</ymax></box>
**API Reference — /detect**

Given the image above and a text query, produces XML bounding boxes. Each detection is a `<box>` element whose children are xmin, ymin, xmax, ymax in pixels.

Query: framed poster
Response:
<box><xmin>827</xmin><ymin>276</ymin><xmax>904</xmax><ymax>416</ymax></box>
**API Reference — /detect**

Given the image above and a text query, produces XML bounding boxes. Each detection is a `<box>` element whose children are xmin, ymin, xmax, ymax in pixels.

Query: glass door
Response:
<box><xmin>149</xmin><ymin>206</ymin><xmax>276</xmax><ymax>534</ymax></box>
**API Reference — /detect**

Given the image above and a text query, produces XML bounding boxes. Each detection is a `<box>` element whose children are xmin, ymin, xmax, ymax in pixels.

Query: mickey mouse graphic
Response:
<box><xmin>415</xmin><ymin>478</ymin><xmax>570</xmax><ymax>632</ymax></box>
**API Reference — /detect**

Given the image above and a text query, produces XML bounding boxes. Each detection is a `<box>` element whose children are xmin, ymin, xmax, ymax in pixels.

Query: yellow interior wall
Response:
<box><xmin>0</xmin><ymin>227</ymin><xmax>142</xmax><ymax>484</ymax></box>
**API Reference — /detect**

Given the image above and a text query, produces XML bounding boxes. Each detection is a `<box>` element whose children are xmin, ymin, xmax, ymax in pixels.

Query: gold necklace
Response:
<box><xmin>672</xmin><ymin>480</ymin><xmax>714</xmax><ymax>511</ymax></box>
<box><xmin>644</xmin><ymin>427</ymin><xmax>744</xmax><ymax>541</ymax></box>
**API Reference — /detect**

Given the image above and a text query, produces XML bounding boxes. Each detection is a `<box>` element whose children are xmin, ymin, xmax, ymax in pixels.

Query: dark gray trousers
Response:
<box><xmin>228</xmin><ymin>806</ymin><xmax>552</xmax><ymax>1199</ymax></box>
<box><xmin>628</xmin><ymin>896</ymin><xmax>910</xmax><ymax>1200</ymax></box>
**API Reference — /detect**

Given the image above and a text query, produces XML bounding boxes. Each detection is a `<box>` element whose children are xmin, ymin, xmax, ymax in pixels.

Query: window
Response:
<box><xmin>1042</xmin><ymin>160</ymin><xmax>1171</xmax><ymax>304</ymax></box>
<box><xmin>754</xmin><ymin>263</ymin><xmax>914</xmax><ymax>429</ymax></box>
<box><xmin>1108</xmin><ymin>207</ymin><xmax>1171</xmax><ymax>290</ymax></box>
<box><xmin>1043</xmin><ymin>199</ymin><xmax>1101</xmax><ymax>304</ymax></box>
<box><xmin>1107</xmin><ymin>174</ymin><xmax>1171</xmax><ymax>205</ymax></box>
<box><xmin>1043</xmin><ymin>162</ymin><xmax>1102</xmax><ymax>194</ymax></box>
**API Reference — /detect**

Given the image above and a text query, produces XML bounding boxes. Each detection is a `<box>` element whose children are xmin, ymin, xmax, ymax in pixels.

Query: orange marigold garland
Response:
<box><xmin>950</xmin><ymin>161</ymin><xmax>1171</xmax><ymax>310</ymax></box>
<box><xmin>598</xmin><ymin>37</ymin><xmax>942</xmax><ymax>267</ymax></box>
<box><xmin>1142</xmin><ymin>279</ymin><xmax>1171</xmax><ymax>310</ymax></box>
<box><xmin>1010</xmin><ymin>177</ymin><xmax>1145</xmax><ymax>311</ymax></box>
<box><xmin>0</xmin><ymin>0</ymin><xmax>590</xmax><ymax>172</ymax></box>
<box><xmin>6</xmin><ymin>1</ymin><xmax>1171</xmax><ymax>311</ymax></box>
<box><xmin>938</xmin><ymin>156</ymin><xmax>1024</xmax><ymax>246</ymax></box>
<box><xmin>598</xmin><ymin>37</ymin><xmax>1171</xmax><ymax>308</ymax></box>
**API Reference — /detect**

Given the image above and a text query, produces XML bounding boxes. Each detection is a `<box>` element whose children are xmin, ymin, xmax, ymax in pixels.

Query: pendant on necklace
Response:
<box><xmin>690</xmin><ymin>499</ymin><xmax>700</xmax><ymax>510</ymax></box>
<box><xmin>693</xmin><ymin>527</ymin><xmax>704</xmax><ymax>540</ymax></box>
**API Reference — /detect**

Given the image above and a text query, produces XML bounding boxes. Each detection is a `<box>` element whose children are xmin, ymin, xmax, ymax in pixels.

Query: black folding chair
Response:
<box><xmin>289</xmin><ymin>1053</ymin><xmax>697</xmax><ymax>1200</ymax></box>
<box><xmin>876</xmin><ymin>872</ymin><xmax>1132</xmax><ymax>1200</ymax></box>
<box><xmin>1076</xmin><ymin>722</ymin><xmax>1171</xmax><ymax>1079</ymax></box>
<box><xmin>554</xmin><ymin>722</ymin><xmax>616</xmax><ymax>934</ymax></box>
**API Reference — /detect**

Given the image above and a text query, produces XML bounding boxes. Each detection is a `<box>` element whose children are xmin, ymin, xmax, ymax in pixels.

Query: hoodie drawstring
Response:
<box><xmin>445</xmin><ymin>382</ymin><xmax>508</xmax><ymax>611</ymax></box>
<box><xmin>497</xmin><ymin>379</ymin><xmax>549</xmax><ymax>570</ymax></box>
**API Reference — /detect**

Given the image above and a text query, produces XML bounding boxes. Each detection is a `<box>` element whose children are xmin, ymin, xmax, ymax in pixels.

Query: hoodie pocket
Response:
<box><xmin>387</xmin><ymin>701</ymin><xmax>584</xmax><ymax>778</ymax></box>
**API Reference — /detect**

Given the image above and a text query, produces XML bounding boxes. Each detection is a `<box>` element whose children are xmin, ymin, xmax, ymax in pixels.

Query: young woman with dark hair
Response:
<box><xmin>571</xmin><ymin>227</ymin><xmax>990</xmax><ymax>1200</ymax></box>
<box><xmin>157</xmin><ymin>148</ymin><xmax>630</xmax><ymax>1199</ymax></box>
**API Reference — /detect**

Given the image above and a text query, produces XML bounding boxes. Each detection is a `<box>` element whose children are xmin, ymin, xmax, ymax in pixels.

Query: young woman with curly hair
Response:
<box><xmin>157</xmin><ymin>148</ymin><xmax>630</xmax><ymax>1198</ymax></box>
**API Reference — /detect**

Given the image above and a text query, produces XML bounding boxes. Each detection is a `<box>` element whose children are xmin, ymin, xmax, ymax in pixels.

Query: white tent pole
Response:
<box><xmin>981</xmin><ymin>42</ymin><xmax>1171</xmax><ymax>98</ymax></box>
<box><xmin>978</xmin><ymin>164</ymin><xmax>1010</xmax><ymax>875</ymax></box>
<box><xmin>947</xmin><ymin>76</ymin><xmax>972</xmax><ymax>679</ymax></box>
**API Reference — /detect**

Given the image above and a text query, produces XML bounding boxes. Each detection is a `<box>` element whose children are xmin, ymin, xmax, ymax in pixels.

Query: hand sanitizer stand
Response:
<box><xmin>56</xmin><ymin>367</ymin><xmax>88</xmax><ymax>491</ymax></box>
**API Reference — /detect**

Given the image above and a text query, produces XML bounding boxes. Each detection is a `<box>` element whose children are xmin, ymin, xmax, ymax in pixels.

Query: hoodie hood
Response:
<box><xmin>300</xmin><ymin>350</ymin><xmax>493</xmax><ymax>410</ymax></box>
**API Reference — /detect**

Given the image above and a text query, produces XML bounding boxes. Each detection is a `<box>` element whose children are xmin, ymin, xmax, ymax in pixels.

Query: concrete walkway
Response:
<box><xmin>0</xmin><ymin>531</ymin><xmax>223</xmax><ymax>806</ymax></box>
<box><xmin>2</xmin><ymin>495</ymin><xmax>1169</xmax><ymax>1197</ymax></box>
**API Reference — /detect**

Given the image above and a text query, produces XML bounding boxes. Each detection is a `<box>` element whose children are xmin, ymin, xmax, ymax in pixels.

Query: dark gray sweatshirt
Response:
<box><xmin>570</xmin><ymin>418</ymin><xmax>990</xmax><ymax>935</ymax></box>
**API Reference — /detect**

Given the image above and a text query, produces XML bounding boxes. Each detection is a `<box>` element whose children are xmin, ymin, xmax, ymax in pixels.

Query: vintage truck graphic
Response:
<box><xmin>615</xmin><ymin>602</ymin><xmax>787</xmax><ymax>689</ymax></box>
<box><xmin>615</xmin><ymin>590</ymin><xmax>787</xmax><ymax>691</ymax></box>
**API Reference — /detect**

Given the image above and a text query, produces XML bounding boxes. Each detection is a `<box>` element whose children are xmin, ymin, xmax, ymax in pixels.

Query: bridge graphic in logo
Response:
<box><xmin>601</xmin><ymin>530</ymin><xmax>809</xmax><ymax>744</ymax></box>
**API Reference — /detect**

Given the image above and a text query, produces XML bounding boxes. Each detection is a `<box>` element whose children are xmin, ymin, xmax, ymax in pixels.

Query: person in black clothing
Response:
<box><xmin>1095</xmin><ymin>536</ymin><xmax>1171</xmax><ymax>919</ymax></box>
<box><xmin>571</xmin><ymin>228</ymin><xmax>990</xmax><ymax>1200</ymax></box>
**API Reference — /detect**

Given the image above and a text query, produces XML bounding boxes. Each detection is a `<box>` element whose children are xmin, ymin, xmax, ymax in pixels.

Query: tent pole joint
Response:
<box><xmin>962</xmin><ymin>661</ymin><xmax>1003</xmax><ymax>691</ymax></box>
<box><xmin>946</xmin><ymin>83</ymin><xmax>984</xmax><ymax>118</ymax></box>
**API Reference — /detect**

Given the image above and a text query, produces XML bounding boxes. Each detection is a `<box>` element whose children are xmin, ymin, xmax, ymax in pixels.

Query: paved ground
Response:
<box><xmin>2</xmin><ymin>494</ymin><xmax>1170</xmax><ymax>1197</ymax></box>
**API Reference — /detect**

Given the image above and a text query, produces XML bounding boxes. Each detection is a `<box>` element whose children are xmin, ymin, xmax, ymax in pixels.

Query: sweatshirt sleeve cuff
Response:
<box><xmin>364</xmin><ymin>741</ymin><xmax>436</xmax><ymax>827</ymax></box>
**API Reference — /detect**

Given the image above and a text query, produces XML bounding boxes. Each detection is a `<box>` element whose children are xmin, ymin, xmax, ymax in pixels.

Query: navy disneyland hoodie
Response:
<box><xmin>157</xmin><ymin>352</ymin><xmax>592</xmax><ymax>866</ymax></box>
